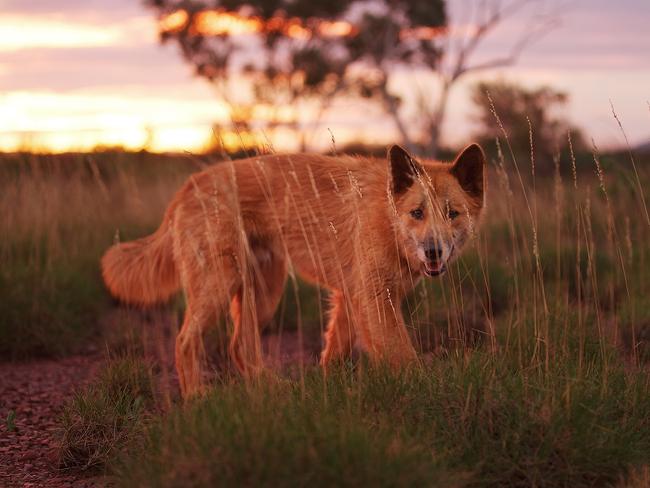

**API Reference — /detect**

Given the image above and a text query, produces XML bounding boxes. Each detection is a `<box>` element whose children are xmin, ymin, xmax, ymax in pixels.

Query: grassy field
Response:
<box><xmin>118</xmin><ymin>358</ymin><xmax>650</xmax><ymax>487</ymax></box>
<box><xmin>2</xmin><ymin>145</ymin><xmax>649</xmax><ymax>485</ymax></box>
<box><xmin>0</xmin><ymin>151</ymin><xmax>198</xmax><ymax>358</ymax></box>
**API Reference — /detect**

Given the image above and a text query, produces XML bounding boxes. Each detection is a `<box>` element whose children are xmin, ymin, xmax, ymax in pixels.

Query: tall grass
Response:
<box><xmin>0</xmin><ymin>151</ymin><xmax>197</xmax><ymax>358</ymax></box>
<box><xmin>401</xmin><ymin>152</ymin><xmax>649</xmax><ymax>378</ymax></box>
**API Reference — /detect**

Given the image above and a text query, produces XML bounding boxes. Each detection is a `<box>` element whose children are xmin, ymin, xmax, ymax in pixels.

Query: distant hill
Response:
<box><xmin>636</xmin><ymin>140</ymin><xmax>650</xmax><ymax>154</ymax></box>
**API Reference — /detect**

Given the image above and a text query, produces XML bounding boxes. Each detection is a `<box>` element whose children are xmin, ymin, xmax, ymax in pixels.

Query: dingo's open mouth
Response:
<box><xmin>423</xmin><ymin>261</ymin><xmax>446</xmax><ymax>277</ymax></box>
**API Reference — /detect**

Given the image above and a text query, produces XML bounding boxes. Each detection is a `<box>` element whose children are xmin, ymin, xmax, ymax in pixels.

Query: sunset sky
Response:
<box><xmin>1</xmin><ymin>0</ymin><xmax>648</xmax><ymax>153</ymax></box>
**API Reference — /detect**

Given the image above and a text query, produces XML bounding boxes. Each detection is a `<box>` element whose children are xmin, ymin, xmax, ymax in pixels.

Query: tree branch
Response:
<box><xmin>449</xmin><ymin>0</ymin><xmax>553</xmax><ymax>81</ymax></box>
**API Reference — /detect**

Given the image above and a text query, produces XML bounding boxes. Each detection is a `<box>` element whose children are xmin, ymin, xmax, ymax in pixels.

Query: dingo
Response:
<box><xmin>102</xmin><ymin>144</ymin><xmax>486</xmax><ymax>397</ymax></box>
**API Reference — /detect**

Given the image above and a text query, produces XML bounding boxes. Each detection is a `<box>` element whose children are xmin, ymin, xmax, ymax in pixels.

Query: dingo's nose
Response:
<box><xmin>424</xmin><ymin>246</ymin><xmax>443</xmax><ymax>261</ymax></box>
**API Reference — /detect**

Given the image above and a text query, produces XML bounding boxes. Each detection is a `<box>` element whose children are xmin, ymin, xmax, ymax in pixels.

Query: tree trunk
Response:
<box><xmin>379</xmin><ymin>82</ymin><xmax>417</xmax><ymax>154</ymax></box>
<box><xmin>423</xmin><ymin>80</ymin><xmax>451</xmax><ymax>158</ymax></box>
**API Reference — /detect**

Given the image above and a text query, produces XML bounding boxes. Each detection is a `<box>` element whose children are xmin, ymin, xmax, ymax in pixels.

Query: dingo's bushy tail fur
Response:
<box><xmin>101</xmin><ymin>217</ymin><xmax>179</xmax><ymax>306</ymax></box>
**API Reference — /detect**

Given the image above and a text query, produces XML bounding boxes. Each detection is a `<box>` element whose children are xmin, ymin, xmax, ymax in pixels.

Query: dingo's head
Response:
<box><xmin>388</xmin><ymin>144</ymin><xmax>486</xmax><ymax>278</ymax></box>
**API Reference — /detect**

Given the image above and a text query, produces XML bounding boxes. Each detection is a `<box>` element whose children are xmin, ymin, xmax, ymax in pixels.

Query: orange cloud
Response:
<box><xmin>159</xmin><ymin>9</ymin><xmax>450</xmax><ymax>41</ymax></box>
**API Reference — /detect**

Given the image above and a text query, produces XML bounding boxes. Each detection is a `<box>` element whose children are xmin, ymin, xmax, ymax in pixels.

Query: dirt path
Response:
<box><xmin>0</xmin><ymin>310</ymin><xmax>322</xmax><ymax>488</ymax></box>
<box><xmin>0</xmin><ymin>353</ymin><xmax>104</xmax><ymax>488</ymax></box>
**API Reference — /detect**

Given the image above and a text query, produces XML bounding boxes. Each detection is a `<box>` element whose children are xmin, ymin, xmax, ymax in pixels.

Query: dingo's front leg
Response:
<box><xmin>320</xmin><ymin>291</ymin><xmax>356</xmax><ymax>367</ymax></box>
<box><xmin>356</xmin><ymin>287</ymin><xmax>418</xmax><ymax>367</ymax></box>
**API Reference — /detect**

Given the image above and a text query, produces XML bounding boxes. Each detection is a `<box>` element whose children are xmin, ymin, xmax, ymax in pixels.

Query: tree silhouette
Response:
<box><xmin>146</xmin><ymin>0</ymin><xmax>445</xmax><ymax>151</ymax></box>
<box><xmin>147</xmin><ymin>1</ymin><xmax>555</xmax><ymax>155</ymax></box>
<box><xmin>471</xmin><ymin>79</ymin><xmax>585</xmax><ymax>171</ymax></box>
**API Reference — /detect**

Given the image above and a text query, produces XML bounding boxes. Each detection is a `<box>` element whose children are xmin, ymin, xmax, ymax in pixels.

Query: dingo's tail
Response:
<box><xmin>101</xmin><ymin>216</ymin><xmax>179</xmax><ymax>306</ymax></box>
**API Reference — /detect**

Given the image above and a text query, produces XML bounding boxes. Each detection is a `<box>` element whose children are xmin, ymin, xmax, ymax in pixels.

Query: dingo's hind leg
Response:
<box><xmin>175</xmin><ymin>301</ymin><xmax>214</xmax><ymax>399</ymax></box>
<box><xmin>229</xmin><ymin>249</ymin><xmax>287</xmax><ymax>375</ymax></box>
<box><xmin>175</xmin><ymin>256</ymin><xmax>240</xmax><ymax>399</ymax></box>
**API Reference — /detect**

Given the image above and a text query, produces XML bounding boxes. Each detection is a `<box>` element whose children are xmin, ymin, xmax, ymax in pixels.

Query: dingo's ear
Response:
<box><xmin>388</xmin><ymin>145</ymin><xmax>423</xmax><ymax>195</ymax></box>
<box><xmin>451</xmin><ymin>144</ymin><xmax>486</xmax><ymax>201</ymax></box>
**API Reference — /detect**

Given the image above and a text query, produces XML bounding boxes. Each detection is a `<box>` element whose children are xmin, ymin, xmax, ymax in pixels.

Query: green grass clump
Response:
<box><xmin>117</xmin><ymin>356</ymin><xmax>650</xmax><ymax>488</ymax></box>
<box><xmin>58</xmin><ymin>356</ymin><xmax>155</xmax><ymax>472</ymax></box>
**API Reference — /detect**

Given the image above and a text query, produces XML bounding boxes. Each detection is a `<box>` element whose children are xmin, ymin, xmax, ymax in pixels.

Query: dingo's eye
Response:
<box><xmin>410</xmin><ymin>208</ymin><xmax>424</xmax><ymax>220</ymax></box>
<box><xmin>448</xmin><ymin>209</ymin><xmax>460</xmax><ymax>220</ymax></box>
